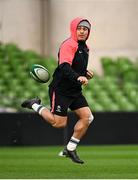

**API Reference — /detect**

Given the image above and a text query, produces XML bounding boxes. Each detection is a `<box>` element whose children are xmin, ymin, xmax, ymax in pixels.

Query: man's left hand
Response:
<box><xmin>86</xmin><ymin>70</ymin><xmax>94</xmax><ymax>80</ymax></box>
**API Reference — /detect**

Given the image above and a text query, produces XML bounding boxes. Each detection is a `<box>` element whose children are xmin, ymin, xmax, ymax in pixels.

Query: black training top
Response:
<box><xmin>49</xmin><ymin>41</ymin><xmax>89</xmax><ymax>97</ymax></box>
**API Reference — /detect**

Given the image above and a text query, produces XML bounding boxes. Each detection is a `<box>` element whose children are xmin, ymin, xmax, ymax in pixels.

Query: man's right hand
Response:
<box><xmin>77</xmin><ymin>76</ymin><xmax>88</xmax><ymax>85</ymax></box>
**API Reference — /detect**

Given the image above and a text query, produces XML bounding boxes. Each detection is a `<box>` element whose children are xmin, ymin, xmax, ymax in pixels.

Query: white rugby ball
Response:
<box><xmin>30</xmin><ymin>64</ymin><xmax>50</xmax><ymax>83</ymax></box>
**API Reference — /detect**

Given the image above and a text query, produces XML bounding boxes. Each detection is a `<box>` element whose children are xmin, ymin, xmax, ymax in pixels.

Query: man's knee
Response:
<box><xmin>82</xmin><ymin>113</ymin><xmax>94</xmax><ymax>127</ymax></box>
<box><xmin>88</xmin><ymin>113</ymin><xmax>94</xmax><ymax>124</ymax></box>
<box><xmin>82</xmin><ymin>113</ymin><xmax>94</xmax><ymax>126</ymax></box>
<box><xmin>52</xmin><ymin>117</ymin><xmax>67</xmax><ymax>128</ymax></box>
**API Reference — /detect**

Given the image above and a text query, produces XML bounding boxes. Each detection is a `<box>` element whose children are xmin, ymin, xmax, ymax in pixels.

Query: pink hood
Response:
<box><xmin>70</xmin><ymin>17</ymin><xmax>91</xmax><ymax>42</ymax></box>
<box><xmin>58</xmin><ymin>17</ymin><xmax>91</xmax><ymax>65</ymax></box>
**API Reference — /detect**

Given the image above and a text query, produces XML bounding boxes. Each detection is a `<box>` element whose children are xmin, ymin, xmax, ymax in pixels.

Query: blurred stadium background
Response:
<box><xmin>0</xmin><ymin>0</ymin><xmax>138</xmax><ymax>178</ymax></box>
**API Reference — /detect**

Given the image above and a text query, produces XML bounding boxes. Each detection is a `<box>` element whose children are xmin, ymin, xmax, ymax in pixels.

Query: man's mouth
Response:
<box><xmin>79</xmin><ymin>35</ymin><xmax>85</xmax><ymax>38</ymax></box>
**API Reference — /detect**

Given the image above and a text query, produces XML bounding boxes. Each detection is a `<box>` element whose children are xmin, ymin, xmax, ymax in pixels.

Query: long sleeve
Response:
<box><xmin>58</xmin><ymin>62</ymin><xmax>80</xmax><ymax>83</ymax></box>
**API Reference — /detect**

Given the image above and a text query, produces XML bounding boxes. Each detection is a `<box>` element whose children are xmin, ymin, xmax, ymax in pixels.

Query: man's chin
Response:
<box><xmin>78</xmin><ymin>38</ymin><xmax>86</xmax><ymax>41</ymax></box>
<box><xmin>78</xmin><ymin>40</ymin><xmax>86</xmax><ymax>42</ymax></box>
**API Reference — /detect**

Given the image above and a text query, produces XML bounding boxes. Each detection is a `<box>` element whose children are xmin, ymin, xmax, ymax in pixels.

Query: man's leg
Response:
<box><xmin>21</xmin><ymin>97</ymin><xmax>67</xmax><ymax>128</ymax></box>
<box><xmin>73</xmin><ymin>106</ymin><xmax>94</xmax><ymax>139</ymax></box>
<box><xmin>62</xmin><ymin>107</ymin><xmax>94</xmax><ymax>164</ymax></box>
<box><xmin>40</xmin><ymin>108</ymin><xmax>67</xmax><ymax>128</ymax></box>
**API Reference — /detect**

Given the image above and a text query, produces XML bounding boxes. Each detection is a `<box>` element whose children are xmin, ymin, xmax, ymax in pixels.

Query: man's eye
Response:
<box><xmin>77</xmin><ymin>27</ymin><xmax>81</xmax><ymax>30</ymax></box>
<box><xmin>77</xmin><ymin>27</ymin><xmax>88</xmax><ymax>31</ymax></box>
<box><xmin>83</xmin><ymin>27</ymin><xmax>88</xmax><ymax>31</ymax></box>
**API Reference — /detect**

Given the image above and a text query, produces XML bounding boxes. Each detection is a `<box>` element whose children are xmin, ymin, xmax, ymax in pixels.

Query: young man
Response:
<box><xmin>21</xmin><ymin>17</ymin><xmax>94</xmax><ymax>164</ymax></box>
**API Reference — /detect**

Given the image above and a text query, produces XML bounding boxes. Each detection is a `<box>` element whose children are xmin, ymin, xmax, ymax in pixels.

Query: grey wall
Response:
<box><xmin>0</xmin><ymin>0</ymin><xmax>43</xmax><ymax>53</ymax></box>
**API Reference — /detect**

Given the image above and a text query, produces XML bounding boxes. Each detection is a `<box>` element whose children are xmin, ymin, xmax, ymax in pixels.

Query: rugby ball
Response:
<box><xmin>30</xmin><ymin>64</ymin><xmax>50</xmax><ymax>83</ymax></box>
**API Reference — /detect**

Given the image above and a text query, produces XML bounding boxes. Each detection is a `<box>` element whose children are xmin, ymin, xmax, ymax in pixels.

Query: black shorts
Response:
<box><xmin>49</xmin><ymin>87</ymin><xmax>88</xmax><ymax>116</ymax></box>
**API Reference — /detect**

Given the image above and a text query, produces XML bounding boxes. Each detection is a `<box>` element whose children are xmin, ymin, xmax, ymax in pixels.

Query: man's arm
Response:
<box><xmin>59</xmin><ymin>62</ymin><xmax>79</xmax><ymax>82</ymax></box>
<box><xmin>59</xmin><ymin>62</ymin><xmax>88</xmax><ymax>85</ymax></box>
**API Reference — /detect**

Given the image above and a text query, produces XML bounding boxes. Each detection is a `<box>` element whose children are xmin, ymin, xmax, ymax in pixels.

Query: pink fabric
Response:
<box><xmin>51</xmin><ymin>91</ymin><xmax>55</xmax><ymax>113</ymax></box>
<box><xmin>59</xmin><ymin>38</ymin><xmax>78</xmax><ymax>65</ymax></box>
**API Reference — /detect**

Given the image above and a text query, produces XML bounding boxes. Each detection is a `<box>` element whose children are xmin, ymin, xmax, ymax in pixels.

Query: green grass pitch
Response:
<box><xmin>0</xmin><ymin>145</ymin><xmax>138</xmax><ymax>179</ymax></box>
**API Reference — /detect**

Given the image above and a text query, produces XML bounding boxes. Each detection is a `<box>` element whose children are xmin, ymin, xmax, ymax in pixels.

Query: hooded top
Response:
<box><xmin>59</xmin><ymin>17</ymin><xmax>91</xmax><ymax>65</ymax></box>
<box><xmin>49</xmin><ymin>17</ymin><xmax>91</xmax><ymax>97</ymax></box>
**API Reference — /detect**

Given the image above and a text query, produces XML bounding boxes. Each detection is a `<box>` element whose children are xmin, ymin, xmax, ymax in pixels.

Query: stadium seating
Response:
<box><xmin>0</xmin><ymin>43</ymin><xmax>138</xmax><ymax>112</ymax></box>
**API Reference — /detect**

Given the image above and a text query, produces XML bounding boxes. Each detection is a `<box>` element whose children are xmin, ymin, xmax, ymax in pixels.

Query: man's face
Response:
<box><xmin>76</xmin><ymin>26</ymin><xmax>89</xmax><ymax>41</ymax></box>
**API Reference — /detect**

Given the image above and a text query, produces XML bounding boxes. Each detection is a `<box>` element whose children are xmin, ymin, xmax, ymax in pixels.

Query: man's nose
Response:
<box><xmin>80</xmin><ymin>29</ymin><xmax>84</xmax><ymax>33</ymax></box>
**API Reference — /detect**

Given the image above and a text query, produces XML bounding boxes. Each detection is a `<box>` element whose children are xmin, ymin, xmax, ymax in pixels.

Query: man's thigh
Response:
<box><xmin>74</xmin><ymin>106</ymin><xmax>92</xmax><ymax>119</ymax></box>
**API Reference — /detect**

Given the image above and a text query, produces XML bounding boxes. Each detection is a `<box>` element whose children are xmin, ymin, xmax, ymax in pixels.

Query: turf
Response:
<box><xmin>0</xmin><ymin>145</ymin><xmax>138</xmax><ymax>179</ymax></box>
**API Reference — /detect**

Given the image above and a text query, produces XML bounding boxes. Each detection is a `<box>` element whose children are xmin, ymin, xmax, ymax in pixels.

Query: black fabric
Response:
<box><xmin>58</xmin><ymin>63</ymin><xmax>80</xmax><ymax>82</ymax></box>
<box><xmin>49</xmin><ymin>41</ymin><xmax>89</xmax><ymax>97</ymax></box>
<box><xmin>49</xmin><ymin>86</ymin><xmax>88</xmax><ymax>116</ymax></box>
<box><xmin>70</xmin><ymin>139</ymin><xmax>79</xmax><ymax>144</ymax></box>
